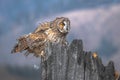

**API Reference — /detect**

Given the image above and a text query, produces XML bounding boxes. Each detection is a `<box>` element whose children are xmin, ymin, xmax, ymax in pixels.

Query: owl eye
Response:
<box><xmin>59</xmin><ymin>22</ymin><xmax>65</xmax><ymax>28</ymax></box>
<box><xmin>58</xmin><ymin>21</ymin><xmax>69</xmax><ymax>33</ymax></box>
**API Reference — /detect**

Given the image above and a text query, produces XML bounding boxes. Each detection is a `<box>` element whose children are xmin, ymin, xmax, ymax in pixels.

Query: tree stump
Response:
<box><xmin>40</xmin><ymin>39</ymin><xmax>117</xmax><ymax>80</ymax></box>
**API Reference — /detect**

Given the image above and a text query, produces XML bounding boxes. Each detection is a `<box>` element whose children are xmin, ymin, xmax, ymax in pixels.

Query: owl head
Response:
<box><xmin>52</xmin><ymin>17</ymin><xmax>70</xmax><ymax>34</ymax></box>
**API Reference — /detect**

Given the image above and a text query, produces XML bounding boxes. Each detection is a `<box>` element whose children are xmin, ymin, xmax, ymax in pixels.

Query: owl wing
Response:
<box><xmin>11</xmin><ymin>22</ymin><xmax>50</xmax><ymax>57</ymax></box>
<box><xmin>11</xmin><ymin>35</ymin><xmax>28</xmax><ymax>53</ymax></box>
<box><xmin>24</xmin><ymin>33</ymin><xmax>47</xmax><ymax>57</ymax></box>
<box><xmin>27</xmin><ymin>33</ymin><xmax>47</xmax><ymax>48</ymax></box>
<box><xmin>11</xmin><ymin>32</ymin><xmax>47</xmax><ymax>55</ymax></box>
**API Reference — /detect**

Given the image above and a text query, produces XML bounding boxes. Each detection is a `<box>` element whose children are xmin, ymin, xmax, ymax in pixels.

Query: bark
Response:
<box><xmin>40</xmin><ymin>39</ymin><xmax>116</xmax><ymax>80</ymax></box>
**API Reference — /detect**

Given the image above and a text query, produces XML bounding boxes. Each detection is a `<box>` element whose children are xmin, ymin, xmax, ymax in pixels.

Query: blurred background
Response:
<box><xmin>0</xmin><ymin>0</ymin><xmax>120</xmax><ymax>80</ymax></box>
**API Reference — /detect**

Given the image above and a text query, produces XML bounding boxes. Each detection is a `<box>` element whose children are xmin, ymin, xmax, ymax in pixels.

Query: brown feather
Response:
<box><xmin>11</xmin><ymin>17</ymin><xmax>70</xmax><ymax>59</ymax></box>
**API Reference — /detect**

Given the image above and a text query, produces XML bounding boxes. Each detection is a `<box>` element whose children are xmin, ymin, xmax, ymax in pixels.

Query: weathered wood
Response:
<box><xmin>41</xmin><ymin>39</ymin><xmax>117</xmax><ymax>80</ymax></box>
<box><xmin>66</xmin><ymin>40</ymin><xmax>84</xmax><ymax>80</ymax></box>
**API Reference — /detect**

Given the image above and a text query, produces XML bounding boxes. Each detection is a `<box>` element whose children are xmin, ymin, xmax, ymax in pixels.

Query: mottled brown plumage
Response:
<box><xmin>11</xmin><ymin>17</ymin><xmax>70</xmax><ymax>59</ymax></box>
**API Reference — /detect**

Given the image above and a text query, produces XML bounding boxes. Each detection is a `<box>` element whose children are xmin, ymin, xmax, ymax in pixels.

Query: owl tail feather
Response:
<box><xmin>11</xmin><ymin>36</ymin><xmax>28</xmax><ymax>53</ymax></box>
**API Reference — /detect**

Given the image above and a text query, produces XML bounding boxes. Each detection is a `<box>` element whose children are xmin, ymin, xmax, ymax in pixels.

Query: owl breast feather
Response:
<box><xmin>45</xmin><ymin>29</ymin><xmax>64</xmax><ymax>43</ymax></box>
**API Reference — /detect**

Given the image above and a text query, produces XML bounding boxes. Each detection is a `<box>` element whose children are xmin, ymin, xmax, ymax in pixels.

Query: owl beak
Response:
<box><xmin>67</xmin><ymin>27</ymin><xmax>69</xmax><ymax>31</ymax></box>
<box><xmin>63</xmin><ymin>21</ymin><xmax>69</xmax><ymax>32</ymax></box>
<box><xmin>66</xmin><ymin>25</ymin><xmax>70</xmax><ymax>32</ymax></box>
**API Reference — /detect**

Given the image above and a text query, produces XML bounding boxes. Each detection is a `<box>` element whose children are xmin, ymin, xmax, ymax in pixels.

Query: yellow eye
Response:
<box><xmin>59</xmin><ymin>22</ymin><xmax>65</xmax><ymax>28</ymax></box>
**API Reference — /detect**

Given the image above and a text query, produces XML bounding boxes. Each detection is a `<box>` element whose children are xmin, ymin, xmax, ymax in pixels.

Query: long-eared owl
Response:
<box><xmin>11</xmin><ymin>17</ymin><xmax>70</xmax><ymax>59</ymax></box>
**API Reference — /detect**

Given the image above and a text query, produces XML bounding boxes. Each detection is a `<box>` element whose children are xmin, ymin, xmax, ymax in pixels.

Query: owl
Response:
<box><xmin>11</xmin><ymin>17</ymin><xmax>70</xmax><ymax>59</ymax></box>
